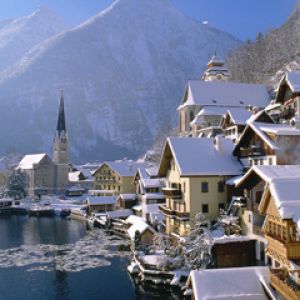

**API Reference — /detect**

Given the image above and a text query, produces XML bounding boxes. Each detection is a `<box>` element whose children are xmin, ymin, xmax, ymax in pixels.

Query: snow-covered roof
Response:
<box><xmin>197</xmin><ymin>106</ymin><xmax>228</xmax><ymax>117</ymax></box>
<box><xmin>261</xmin><ymin>178</ymin><xmax>300</xmax><ymax>229</ymax></box>
<box><xmin>87</xmin><ymin>196</ymin><xmax>116</xmax><ymax>205</ymax></box>
<box><xmin>69</xmin><ymin>171</ymin><xmax>81</xmax><ymax>182</ymax></box>
<box><xmin>105</xmin><ymin>209</ymin><xmax>132</xmax><ymax>219</ymax></box>
<box><xmin>207</xmin><ymin>54</ymin><xmax>225</xmax><ymax>66</ymax></box>
<box><xmin>236</xmin><ymin>165</ymin><xmax>300</xmax><ymax>189</ymax></box>
<box><xmin>190</xmin><ymin>267</ymin><xmax>270</xmax><ymax>300</ymax></box>
<box><xmin>126</xmin><ymin>216</ymin><xmax>154</xmax><ymax>240</ymax></box>
<box><xmin>278</xmin><ymin>71</ymin><xmax>300</xmax><ymax>93</ymax></box>
<box><xmin>159</xmin><ymin>137</ymin><xmax>242</xmax><ymax>177</ymax></box>
<box><xmin>236</xmin><ymin>121</ymin><xmax>300</xmax><ymax>152</ymax></box>
<box><xmin>143</xmin><ymin>193</ymin><xmax>165</xmax><ymax>200</ymax></box>
<box><xmin>226</xmin><ymin>108</ymin><xmax>252</xmax><ymax>125</ymax></box>
<box><xmin>118</xmin><ymin>193</ymin><xmax>136</xmax><ymax>201</ymax></box>
<box><xmin>178</xmin><ymin>81</ymin><xmax>270</xmax><ymax>109</ymax></box>
<box><xmin>98</xmin><ymin>160</ymin><xmax>147</xmax><ymax>177</ymax></box>
<box><xmin>18</xmin><ymin>153</ymin><xmax>47</xmax><ymax>170</ymax></box>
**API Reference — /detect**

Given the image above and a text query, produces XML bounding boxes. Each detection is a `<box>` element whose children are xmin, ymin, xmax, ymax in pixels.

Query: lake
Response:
<box><xmin>0</xmin><ymin>215</ymin><xmax>182</xmax><ymax>300</ymax></box>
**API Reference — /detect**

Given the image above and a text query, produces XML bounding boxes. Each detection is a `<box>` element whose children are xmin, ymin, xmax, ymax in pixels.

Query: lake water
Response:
<box><xmin>0</xmin><ymin>215</ymin><xmax>182</xmax><ymax>300</ymax></box>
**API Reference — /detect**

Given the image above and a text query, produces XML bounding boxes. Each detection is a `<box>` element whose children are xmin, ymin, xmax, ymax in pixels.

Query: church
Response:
<box><xmin>17</xmin><ymin>92</ymin><xmax>69</xmax><ymax>197</ymax></box>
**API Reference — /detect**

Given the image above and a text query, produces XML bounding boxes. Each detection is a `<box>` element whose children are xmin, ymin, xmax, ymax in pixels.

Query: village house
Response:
<box><xmin>220</xmin><ymin>108</ymin><xmax>253</xmax><ymax>142</ymax></box>
<box><xmin>93</xmin><ymin>160</ymin><xmax>146</xmax><ymax>195</ymax></box>
<box><xmin>17</xmin><ymin>92</ymin><xmax>69</xmax><ymax>197</ymax></box>
<box><xmin>274</xmin><ymin>70</ymin><xmax>300</xmax><ymax>121</ymax></box>
<box><xmin>132</xmin><ymin>167</ymin><xmax>165</xmax><ymax>223</ymax></box>
<box><xmin>259</xmin><ymin>177</ymin><xmax>300</xmax><ymax>300</ymax></box>
<box><xmin>233</xmin><ymin>119</ymin><xmax>300</xmax><ymax>169</ymax></box>
<box><xmin>234</xmin><ymin>165</ymin><xmax>300</xmax><ymax>266</ymax></box>
<box><xmin>158</xmin><ymin>136</ymin><xmax>242</xmax><ymax>237</ymax></box>
<box><xmin>177</xmin><ymin>55</ymin><xmax>270</xmax><ymax>136</ymax></box>
<box><xmin>115</xmin><ymin>193</ymin><xmax>137</xmax><ymax>210</ymax></box>
<box><xmin>86</xmin><ymin>196</ymin><xmax>116</xmax><ymax>214</ymax></box>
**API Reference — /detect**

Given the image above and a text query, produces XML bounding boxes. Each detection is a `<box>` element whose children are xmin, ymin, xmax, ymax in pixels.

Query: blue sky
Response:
<box><xmin>0</xmin><ymin>0</ymin><xmax>297</xmax><ymax>40</ymax></box>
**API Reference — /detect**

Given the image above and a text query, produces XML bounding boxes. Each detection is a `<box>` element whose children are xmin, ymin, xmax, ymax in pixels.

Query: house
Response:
<box><xmin>259</xmin><ymin>178</ymin><xmax>300</xmax><ymax>300</ymax></box>
<box><xmin>18</xmin><ymin>154</ymin><xmax>57</xmax><ymax>197</ymax></box>
<box><xmin>116</xmin><ymin>193</ymin><xmax>137</xmax><ymax>209</ymax></box>
<box><xmin>233</xmin><ymin>121</ymin><xmax>300</xmax><ymax>169</ymax></box>
<box><xmin>177</xmin><ymin>59</ymin><xmax>270</xmax><ymax>135</ymax></box>
<box><xmin>236</xmin><ymin>165</ymin><xmax>300</xmax><ymax>265</ymax></box>
<box><xmin>158</xmin><ymin>136</ymin><xmax>242</xmax><ymax>237</ymax></box>
<box><xmin>68</xmin><ymin>167</ymin><xmax>95</xmax><ymax>190</ymax></box>
<box><xmin>220</xmin><ymin>108</ymin><xmax>253</xmax><ymax>142</ymax></box>
<box><xmin>274</xmin><ymin>71</ymin><xmax>300</xmax><ymax>121</ymax></box>
<box><xmin>133</xmin><ymin>167</ymin><xmax>165</xmax><ymax>222</ymax></box>
<box><xmin>186</xmin><ymin>266</ymin><xmax>273</xmax><ymax>300</ymax></box>
<box><xmin>93</xmin><ymin>160</ymin><xmax>146</xmax><ymax>195</ymax></box>
<box><xmin>126</xmin><ymin>215</ymin><xmax>155</xmax><ymax>246</ymax></box>
<box><xmin>86</xmin><ymin>196</ymin><xmax>116</xmax><ymax>214</ymax></box>
<box><xmin>17</xmin><ymin>92</ymin><xmax>69</xmax><ymax>197</ymax></box>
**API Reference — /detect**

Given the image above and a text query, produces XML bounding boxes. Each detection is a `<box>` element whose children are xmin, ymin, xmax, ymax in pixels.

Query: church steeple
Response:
<box><xmin>53</xmin><ymin>91</ymin><xmax>69</xmax><ymax>165</ymax></box>
<box><xmin>56</xmin><ymin>90</ymin><xmax>66</xmax><ymax>136</ymax></box>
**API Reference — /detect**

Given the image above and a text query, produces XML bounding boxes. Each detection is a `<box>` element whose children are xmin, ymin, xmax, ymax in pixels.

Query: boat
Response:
<box><xmin>0</xmin><ymin>198</ymin><xmax>14</xmax><ymax>215</ymax></box>
<box><xmin>69</xmin><ymin>208</ymin><xmax>87</xmax><ymax>221</ymax></box>
<box><xmin>28</xmin><ymin>205</ymin><xmax>55</xmax><ymax>217</ymax></box>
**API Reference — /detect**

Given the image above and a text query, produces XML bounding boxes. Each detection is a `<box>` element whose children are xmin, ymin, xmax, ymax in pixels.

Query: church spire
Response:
<box><xmin>56</xmin><ymin>90</ymin><xmax>66</xmax><ymax>136</ymax></box>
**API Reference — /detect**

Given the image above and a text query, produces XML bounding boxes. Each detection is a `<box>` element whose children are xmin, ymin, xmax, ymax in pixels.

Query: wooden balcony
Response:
<box><xmin>270</xmin><ymin>269</ymin><xmax>300</xmax><ymax>300</ymax></box>
<box><xmin>159</xmin><ymin>205</ymin><xmax>190</xmax><ymax>221</ymax></box>
<box><xmin>239</xmin><ymin>146</ymin><xmax>265</xmax><ymax>157</ymax></box>
<box><xmin>266</xmin><ymin>234</ymin><xmax>300</xmax><ymax>260</ymax></box>
<box><xmin>162</xmin><ymin>188</ymin><xmax>182</xmax><ymax>199</ymax></box>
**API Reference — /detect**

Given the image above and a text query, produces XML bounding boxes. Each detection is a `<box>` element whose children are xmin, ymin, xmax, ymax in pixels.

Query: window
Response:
<box><xmin>218</xmin><ymin>203</ymin><xmax>225</xmax><ymax>210</ymax></box>
<box><xmin>202</xmin><ymin>204</ymin><xmax>209</xmax><ymax>213</ymax></box>
<box><xmin>268</xmin><ymin>157</ymin><xmax>273</xmax><ymax>165</ymax></box>
<box><xmin>201</xmin><ymin>182</ymin><xmax>208</xmax><ymax>193</ymax></box>
<box><xmin>118</xmin><ymin>186</ymin><xmax>121</xmax><ymax>191</ymax></box>
<box><xmin>189</xmin><ymin>111</ymin><xmax>195</xmax><ymax>122</ymax></box>
<box><xmin>183</xmin><ymin>182</ymin><xmax>186</xmax><ymax>193</ymax></box>
<box><xmin>218</xmin><ymin>181</ymin><xmax>225</xmax><ymax>193</ymax></box>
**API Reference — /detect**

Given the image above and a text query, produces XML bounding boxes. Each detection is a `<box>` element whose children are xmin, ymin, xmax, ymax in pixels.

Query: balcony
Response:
<box><xmin>266</xmin><ymin>234</ymin><xmax>300</xmax><ymax>260</ymax></box>
<box><xmin>159</xmin><ymin>205</ymin><xmax>190</xmax><ymax>221</ymax></box>
<box><xmin>270</xmin><ymin>269</ymin><xmax>300</xmax><ymax>300</ymax></box>
<box><xmin>97</xmin><ymin>179</ymin><xmax>116</xmax><ymax>185</ymax></box>
<box><xmin>162</xmin><ymin>187</ymin><xmax>182</xmax><ymax>199</ymax></box>
<box><xmin>239</xmin><ymin>145</ymin><xmax>265</xmax><ymax>157</ymax></box>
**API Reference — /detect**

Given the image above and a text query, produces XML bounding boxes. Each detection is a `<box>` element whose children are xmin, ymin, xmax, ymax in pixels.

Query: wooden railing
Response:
<box><xmin>266</xmin><ymin>235</ymin><xmax>300</xmax><ymax>260</ymax></box>
<box><xmin>239</xmin><ymin>147</ymin><xmax>265</xmax><ymax>157</ymax></box>
<box><xmin>159</xmin><ymin>205</ymin><xmax>190</xmax><ymax>221</ymax></box>
<box><xmin>162</xmin><ymin>188</ymin><xmax>182</xmax><ymax>199</ymax></box>
<box><xmin>270</xmin><ymin>269</ymin><xmax>300</xmax><ymax>300</ymax></box>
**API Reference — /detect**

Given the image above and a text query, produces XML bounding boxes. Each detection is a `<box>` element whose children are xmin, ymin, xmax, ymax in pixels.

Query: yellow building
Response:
<box><xmin>259</xmin><ymin>178</ymin><xmax>300</xmax><ymax>300</ymax></box>
<box><xmin>93</xmin><ymin>160</ymin><xmax>146</xmax><ymax>195</ymax></box>
<box><xmin>158</xmin><ymin>136</ymin><xmax>242</xmax><ymax>237</ymax></box>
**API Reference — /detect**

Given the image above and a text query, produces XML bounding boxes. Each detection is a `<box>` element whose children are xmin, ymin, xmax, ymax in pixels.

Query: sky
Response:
<box><xmin>0</xmin><ymin>0</ymin><xmax>297</xmax><ymax>40</ymax></box>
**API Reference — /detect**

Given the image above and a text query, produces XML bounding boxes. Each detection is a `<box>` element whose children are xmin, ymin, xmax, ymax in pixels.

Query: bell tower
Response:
<box><xmin>53</xmin><ymin>90</ymin><xmax>69</xmax><ymax>165</ymax></box>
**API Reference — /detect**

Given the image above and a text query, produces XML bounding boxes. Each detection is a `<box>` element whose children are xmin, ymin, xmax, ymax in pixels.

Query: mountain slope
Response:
<box><xmin>0</xmin><ymin>7</ymin><xmax>68</xmax><ymax>71</ymax></box>
<box><xmin>228</xmin><ymin>2</ymin><xmax>300</xmax><ymax>84</ymax></box>
<box><xmin>0</xmin><ymin>0</ymin><xmax>241</xmax><ymax>162</ymax></box>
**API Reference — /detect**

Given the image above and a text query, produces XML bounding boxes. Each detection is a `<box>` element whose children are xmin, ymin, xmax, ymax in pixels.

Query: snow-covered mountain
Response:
<box><xmin>0</xmin><ymin>7</ymin><xmax>68</xmax><ymax>71</ymax></box>
<box><xmin>0</xmin><ymin>0</ymin><xmax>241</xmax><ymax>162</ymax></box>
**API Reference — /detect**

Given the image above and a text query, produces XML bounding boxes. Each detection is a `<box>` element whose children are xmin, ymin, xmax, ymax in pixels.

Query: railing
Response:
<box><xmin>97</xmin><ymin>179</ymin><xmax>116</xmax><ymax>184</ymax></box>
<box><xmin>270</xmin><ymin>269</ymin><xmax>300</xmax><ymax>300</ymax></box>
<box><xmin>159</xmin><ymin>205</ymin><xmax>190</xmax><ymax>221</ymax></box>
<box><xmin>266</xmin><ymin>234</ymin><xmax>300</xmax><ymax>260</ymax></box>
<box><xmin>162</xmin><ymin>188</ymin><xmax>182</xmax><ymax>199</ymax></box>
<box><xmin>239</xmin><ymin>146</ymin><xmax>265</xmax><ymax>157</ymax></box>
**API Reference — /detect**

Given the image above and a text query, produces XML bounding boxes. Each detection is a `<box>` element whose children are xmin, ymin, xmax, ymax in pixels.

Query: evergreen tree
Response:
<box><xmin>5</xmin><ymin>170</ymin><xmax>27</xmax><ymax>200</ymax></box>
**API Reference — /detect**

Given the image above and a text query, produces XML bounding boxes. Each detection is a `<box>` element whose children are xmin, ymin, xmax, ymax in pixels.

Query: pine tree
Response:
<box><xmin>5</xmin><ymin>170</ymin><xmax>27</xmax><ymax>200</ymax></box>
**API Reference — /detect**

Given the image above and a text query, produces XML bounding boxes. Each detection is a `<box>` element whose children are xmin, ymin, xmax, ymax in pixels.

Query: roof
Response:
<box><xmin>236</xmin><ymin>165</ymin><xmax>300</xmax><ymax>188</ymax></box>
<box><xmin>278</xmin><ymin>71</ymin><xmax>300</xmax><ymax>93</ymax></box>
<box><xmin>197</xmin><ymin>106</ymin><xmax>228</xmax><ymax>117</ymax></box>
<box><xmin>226</xmin><ymin>108</ymin><xmax>252</xmax><ymax>125</ymax></box>
<box><xmin>126</xmin><ymin>215</ymin><xmax>154</xmax><ymax>240</ymax></box>
<box><xmin>207</xmin><ymin>54</ymin><xmax>225</xmax><ymax>66</ymax></box>
<box><xmin>118</xmin><ymin>193</ymin><xmax>136</xmax><ymax>201</ymax></box>
<box><xmin>234</xmin><ymin>121</ymin><xmax>300</xmax><ymax>153</ymax></box>
<box><xmin>97</xmin><ymin>160</ymin><xmax>147</xmax><ymax>177</ymax></box>
<box><xmin>18</xmin><ymin>153</ymin><xmax>47</xmax><ymax>170</ymax></box>
<box><xmin>87</xmin><ymin>196</ymin><xmax>116</xmax><ymax>205</ymax></box>
<box><xmin>158</xmin><ymin>137</ymin><xmax>242</xmax><ymax>177</ymax></box>
<box><xmin>178</xmin><ymin>81</ymin><xmax>270</xmax><ymax>110</ymax></box>
<box><xmin>190</xmin><ymin>267</ymin><xmax>270</xmax><ymax>300</ymax></box>
<box><xmin>56</xmin><ymin>91</ymin><xmax>66</xmax><ymax>136</ymax></box>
